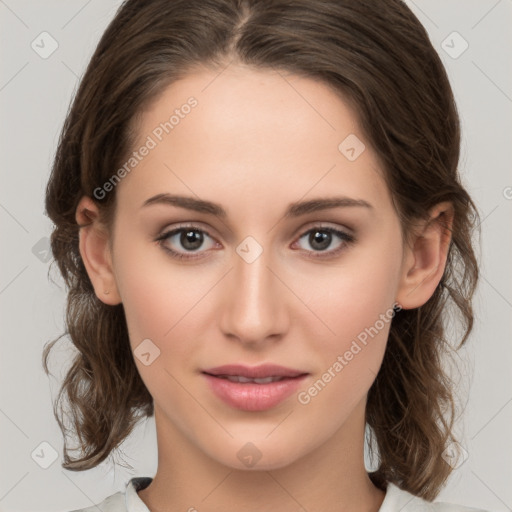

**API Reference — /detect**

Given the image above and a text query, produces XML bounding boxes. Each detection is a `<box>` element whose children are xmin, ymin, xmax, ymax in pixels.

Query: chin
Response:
<box><xmin>207</xmin><ymin>436</ymin><xmax>306</xmax><ymax>472</ymax></box>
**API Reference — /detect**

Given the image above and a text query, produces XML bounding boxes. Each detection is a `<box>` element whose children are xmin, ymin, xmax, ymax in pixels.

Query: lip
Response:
<box><xmin>202</xmin><ymin>364</ymin><xmax>309</xmax><ymax>412</ymax></box>
<box><xmin>203</xmin><ymin>364</ymin><xmax>306</xmax><ymax>379</ymax></box>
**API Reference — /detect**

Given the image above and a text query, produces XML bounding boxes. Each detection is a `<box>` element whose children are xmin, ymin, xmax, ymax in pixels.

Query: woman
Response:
<box><xmin>43</xmin><ymin>0</ymin><xmax>486</xmax><ymax>510</ymax></box>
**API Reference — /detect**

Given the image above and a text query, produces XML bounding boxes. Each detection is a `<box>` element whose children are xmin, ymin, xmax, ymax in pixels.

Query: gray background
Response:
<box><xmin>0</xmin><ymin>1</ymin><xmax>511</xmax><ymax>511</ymax></box>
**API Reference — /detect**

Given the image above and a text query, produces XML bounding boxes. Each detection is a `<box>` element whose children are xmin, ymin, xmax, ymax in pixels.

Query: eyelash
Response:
<box><xmin>154</xmin><ymin>224</ymin><xmax>355</xmax><ymax>261</ymax></box>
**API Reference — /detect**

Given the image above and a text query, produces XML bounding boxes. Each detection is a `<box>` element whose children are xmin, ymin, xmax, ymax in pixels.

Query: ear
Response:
<box><xmin>75</xmin><ymin>196</ymin><xmax>122</xmax><ymax>305</ymax></box>
<box><xmin>395</xmin><ymin>201</ymin><xmax>454</xmax><ymax>310</ymax></box>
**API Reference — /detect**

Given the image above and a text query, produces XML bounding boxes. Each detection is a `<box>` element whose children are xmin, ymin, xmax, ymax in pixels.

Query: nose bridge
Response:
<box><xmin>220</xmin><ymin>244</ymin><xmax>288</xmax><ymax>343</ymax></box>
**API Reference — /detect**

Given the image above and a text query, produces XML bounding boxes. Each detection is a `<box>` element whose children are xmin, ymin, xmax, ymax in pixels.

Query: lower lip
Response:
<box><xmin>202</xmin><ymin>373</ymin><xmax>308</xmax><ymax>412</ymax></box>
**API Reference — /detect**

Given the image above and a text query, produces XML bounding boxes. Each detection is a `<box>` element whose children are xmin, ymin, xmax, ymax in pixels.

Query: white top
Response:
<box><xmin>69</xmin><ymin>477</ymin><xmax>491</xmax><ymax>512</ymax></box>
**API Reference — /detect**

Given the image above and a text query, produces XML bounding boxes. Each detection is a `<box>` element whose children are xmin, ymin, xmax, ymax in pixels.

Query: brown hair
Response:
<box><xmin>43</xmin><ymin>0</ymin><xmax>480</xmax><ymax>500</ymax></box>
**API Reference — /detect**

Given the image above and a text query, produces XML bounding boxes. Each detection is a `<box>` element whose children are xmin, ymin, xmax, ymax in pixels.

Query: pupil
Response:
<box><xmin>181</xmin><ymin>230</ymin><xmax>203</xmax><ymax>250</ymax></box>
<box><xmin>310</xmin><ymin>231</ymin><xmax>330</xmax><ymax>250</ymax></box>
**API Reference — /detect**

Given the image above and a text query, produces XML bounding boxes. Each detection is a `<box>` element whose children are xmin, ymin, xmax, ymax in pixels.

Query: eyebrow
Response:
<box><xmin>141</xmin><ymin>193</ymin><xmax>373</xmax><ymax>217</ymax></box>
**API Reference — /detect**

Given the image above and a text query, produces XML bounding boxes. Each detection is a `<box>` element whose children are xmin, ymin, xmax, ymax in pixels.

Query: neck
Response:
<box><xmin>138</xmin><ymin>402</ymin><xmax>385</xmax><ymax>512</ymax></box>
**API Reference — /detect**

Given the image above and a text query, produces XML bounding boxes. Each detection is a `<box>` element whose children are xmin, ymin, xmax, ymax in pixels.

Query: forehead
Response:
<box><xmin>116</xmin><ymin>64</ymin><xmax>390</xmax><ymax>218</ymax></box>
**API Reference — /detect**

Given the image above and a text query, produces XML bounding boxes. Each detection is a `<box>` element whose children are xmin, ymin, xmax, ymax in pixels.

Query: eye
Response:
<box><xmin>293</xmin><ymin>226</ymin><xmax>355</xmax><ymax>258</ymax></box>
<box><xmin>155</xmin><ymin>223</ymin><xmax>355</xmax><ymax>262</ymax></box>
<box><xmin>154</xmin><ymin>225</ymin><xmax>218</xmax><ymax>261</ymax></box>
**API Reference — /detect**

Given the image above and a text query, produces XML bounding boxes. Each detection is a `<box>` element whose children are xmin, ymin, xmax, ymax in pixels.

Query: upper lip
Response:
<box><xmin>202</xmin><ymin>364</ymin><xmax>308</xmax><ymax>379</ymax></box>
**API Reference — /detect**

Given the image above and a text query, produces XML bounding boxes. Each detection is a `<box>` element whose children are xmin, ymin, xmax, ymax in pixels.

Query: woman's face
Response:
<box><xmin>109</xmin><ymin>64</ymin><xmax>408</xmax><ymax>470</ymax></box>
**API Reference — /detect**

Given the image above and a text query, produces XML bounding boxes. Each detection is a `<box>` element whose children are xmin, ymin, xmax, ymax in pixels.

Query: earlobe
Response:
<box><xmin>75</xmin><ymin>196</ymin><xmax>122</xmax><ymax>305</ymax></box>
<box><xmin>396</xmin><ymin>202</ymin><xmax>454</xmax><ymax>310</ymax></box>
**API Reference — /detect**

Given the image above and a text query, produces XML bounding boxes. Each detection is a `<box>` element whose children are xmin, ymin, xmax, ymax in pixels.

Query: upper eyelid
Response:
<box><xmin>158</xmin><ymin>220</ymin><xmax>351</xmax><ymax>236</ymax></box>
<box><xmin>158</xmin><ymin>223</ymin><xmax>217</xmax><ymax>240</ymax></box>
<box><xmin>291</xmin><ymin>221</ymin><xmax>353</xmax><ymax>238</ymax></box>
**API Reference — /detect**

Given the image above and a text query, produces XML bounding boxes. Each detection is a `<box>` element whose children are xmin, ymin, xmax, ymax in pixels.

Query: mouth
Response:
<box><xmin>205</xmin><ymin>374</ymin><xmax>294</xmax><ymax>384</ymax></box>
<box><xmin>201</xmin><ymin>364</ymin><xmax>309</xmax><ymax>411</ymax></box>
<box><xmin>202</xmin><ymin>363</ymin><xmax>307</xmax><ymax>380</ymax></box>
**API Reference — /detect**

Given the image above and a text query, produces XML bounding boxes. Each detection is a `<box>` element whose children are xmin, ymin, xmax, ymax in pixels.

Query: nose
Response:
<box><xmin>219</xmin><ymin>247</ymin><xmax>290</xmax><ymax>348</ymax></box>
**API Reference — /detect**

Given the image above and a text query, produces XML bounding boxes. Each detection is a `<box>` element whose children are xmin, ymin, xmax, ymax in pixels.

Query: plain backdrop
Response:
<box><xmin>0</xmin><ymin>1</ymin><xmax>511</xmax><ymax>511</ymax></box>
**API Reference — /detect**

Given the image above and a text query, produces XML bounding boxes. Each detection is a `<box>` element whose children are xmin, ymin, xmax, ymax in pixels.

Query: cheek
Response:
<box><xmin>117</xmin><ymin>255</ymin><xmax>208</xmax><ymax>410</ymax></box>
<box><xmin>295</xmin><ymin>300</ymin><xmax>393</xmax><ymax>426</ymax></box>
<box><xmin>302</xmin><ymin>247</ymin><xmax>401</xmax><ymax>348</ymax></box>
<box><xmin>113</xmin><ymin>239</ymin><xmax>211</xmax><ymax>362</ymax></box>
<box><xmin>294</xmin><ymin>241</ymin><xmax>401</xmax><ymax>405</ymax></box>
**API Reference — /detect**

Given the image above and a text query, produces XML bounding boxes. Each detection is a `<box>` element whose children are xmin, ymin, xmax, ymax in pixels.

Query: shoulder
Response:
<box><xmin>380</xmin><ymin>483</ymin><xmax>492</xmax><ymax>512</ymax></box>
<box><xmin>66</xmin><ymin>476</ymin><xmax>153</xmax><ymax>512</ymax></box>
<box><xmin>67</xmin><ymin>491</ymin><xmax>125</xmax><ymax>512</ymax></box>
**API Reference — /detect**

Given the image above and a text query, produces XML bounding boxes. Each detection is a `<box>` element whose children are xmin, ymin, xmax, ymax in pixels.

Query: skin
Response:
<box><xmin>75</xmin><ymin>63</ymin><xmax>453</xmax><ymax>512</ymax></box>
